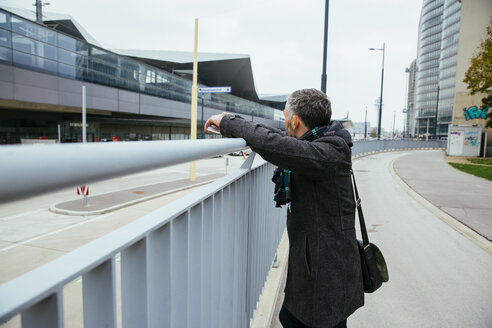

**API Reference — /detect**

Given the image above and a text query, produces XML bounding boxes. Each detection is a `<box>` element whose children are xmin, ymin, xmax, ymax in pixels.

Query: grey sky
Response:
<box><xmin>1</xmin><ymin>0</ymin><xmax>423</xmax><ymax>131</ymax></box>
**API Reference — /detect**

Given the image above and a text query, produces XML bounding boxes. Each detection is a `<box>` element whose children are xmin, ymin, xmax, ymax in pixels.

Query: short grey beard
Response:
<box><xmin>286</xmin><ymin>124</ymin><xmax>296</xmax><ymax>138</ymax></box>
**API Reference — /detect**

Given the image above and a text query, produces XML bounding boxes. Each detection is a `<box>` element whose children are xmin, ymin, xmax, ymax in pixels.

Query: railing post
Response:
<box><xmin>121</xmin><ymin>239</ymin><xmax>148</xmax><ymax>328</ymax></box>
<box><xmin>82</xmin><ymin>258</ymin><xmax>116</xmax><ymax>328</ymax></box>
<box><xmin>170</xmin><ymin>212</ymin><xmax>189</xmax><ymax>327</ymax></box>
<box><xmin>231</xmin><ymin>180</ymin><xmax>242</xmax><ymax>328</ymax></box>
<box><xmin>211</xmin><ymin>191</ymin><xmax>222</xmax><ymax>328</ymax></box>
<box><xmin>147</xmin><ymin>224</ymin><xmax>171</xmax><ymax>328</ymax></box>
<box><xmin>200</xmin><ymin>197</ymin><xmax>214</xmax><ymax>327</ymax></box>
<box><xmin>219</xmin><ymin>185</ymin><xmax>234</xmax><ymax>326</ymax></box>
<box><xmin>22</xmin><ymin>292</ymin><xmax>64</xmax><ymax>328</ymax></box>
<box><xmin>188</xmin><ymin>204</ymin><xmax>203</xmax><ymax>327</ymax></box>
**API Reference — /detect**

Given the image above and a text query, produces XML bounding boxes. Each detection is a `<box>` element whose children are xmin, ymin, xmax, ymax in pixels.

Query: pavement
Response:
<box><xmin>393</xmin><ymin>150</ymin><xmax>492</xmax><ymax>243</ymax></box>
<box><xmin>50</xmin><ymin>173</ymin><xmax>225</xmax><ymax>216</ymax></box>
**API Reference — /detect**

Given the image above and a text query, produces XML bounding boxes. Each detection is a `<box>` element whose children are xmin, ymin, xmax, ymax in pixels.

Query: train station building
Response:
<box><xmin>0</xmin><ymin>7</ymin><xmax>286</xmax><ymax>144</ymax></box>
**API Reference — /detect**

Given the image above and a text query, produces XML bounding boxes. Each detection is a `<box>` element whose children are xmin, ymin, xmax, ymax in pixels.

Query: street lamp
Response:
<box><xmin>321</xmin><ymin>0</ymin><xmax>330</xmax><ymax>93</ymax></box>
<box><xmin>434</xmin><ymin>85</ymin><xmax>440</xmax><ymax>139</ymax></box>
<box><xmin>370</xmin><ymin>43</ymin><xmax>385</xmax><ymax>140</ymax></box>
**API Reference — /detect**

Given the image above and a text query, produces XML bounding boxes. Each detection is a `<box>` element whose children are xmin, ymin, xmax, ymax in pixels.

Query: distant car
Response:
<box><xmin>229</xmin><ymin>151</ymin><xmax>243</xmax><ymax>156</ymax></box>
<box><xmin>440</xmin><ymin>137</ymin><xmax>448</xmax><ymax>141</ymax></box>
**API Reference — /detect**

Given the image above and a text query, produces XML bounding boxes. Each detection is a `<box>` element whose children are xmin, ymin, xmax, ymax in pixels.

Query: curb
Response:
<box><xmin>389</xmin><ymin>158</ymin><xmax>492</xmax><ymax>255</ymax></box>
<box><xmin>49</xmin><ymin>179</ymin><xmax>215</xmax><ymax>216</ymax></box>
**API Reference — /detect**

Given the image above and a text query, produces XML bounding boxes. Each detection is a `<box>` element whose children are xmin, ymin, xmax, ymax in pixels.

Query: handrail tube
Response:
<box><xmin>0</xmin><ymin>139</ymin><xmax>247</xmax><ymax>204</ymax></box>
<box><xmin>0</xmin><ymin>139</ymin><xmax>444</xmax><ymax>204</ymax></box>
<box><xmin>0</xmin><ymin>157</ymin><xmax>263</xmax><ymax>323</ymax></box>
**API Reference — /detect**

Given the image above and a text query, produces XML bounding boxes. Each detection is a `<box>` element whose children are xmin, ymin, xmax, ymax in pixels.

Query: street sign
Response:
<box><xmin>198</xmin><ymin>86</ymin><xmax>231</xmax><ymax>93</ymax></box>
<box><xmin>77</xmin><ymin>185</ymin><xmax>89</xmax><ymax>196</ymax></box>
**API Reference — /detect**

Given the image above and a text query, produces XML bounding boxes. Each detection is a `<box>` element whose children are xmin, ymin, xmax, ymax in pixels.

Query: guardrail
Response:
<box><xmin>352</xmin><ymin>139</ymin><xmax>446</xmax><ymax>157</ymax></box>
<box><xmin>0</xmin><ymin>139</ymin><xmax>445</xmax><ymax>327</ymax></box>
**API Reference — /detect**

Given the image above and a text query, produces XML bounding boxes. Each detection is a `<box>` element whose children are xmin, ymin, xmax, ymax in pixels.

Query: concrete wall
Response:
<box><xmin>454</xmin><ymin>0</ymin><xmax>492</xmax><ymax>94</ymax></box>
<box><xmin>452</xmin><ymin>0</ymin><xmax>492</xmax><ymax>155</ymax></box>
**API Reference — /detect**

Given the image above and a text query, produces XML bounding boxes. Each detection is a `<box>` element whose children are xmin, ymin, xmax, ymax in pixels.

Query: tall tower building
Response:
<box><xmin>414</xmin><ymin>0</ymin><xmax>462</xmax><ymax>138</ymax></box>
<box><xmin>414</xmin><ymin>0</ymin><xmax>445</xmax><ymax>138</ymax></box>
<box><xmin>437</xmin><ymin>0</ymin><xmax>461</xmax><ymax>136</ymax></box>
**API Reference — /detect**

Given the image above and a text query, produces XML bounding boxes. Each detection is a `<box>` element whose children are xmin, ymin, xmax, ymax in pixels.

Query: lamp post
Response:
<box><xmin>321</xmin><ymin>0</ymin><xmax>330</xmax><ymax>93</ymax></box>
<box><xmin>364</xmin><ymin>106</ymin><xmax>367</xmax><ymax>139</ymax></box>
<box><xmin>434</xmin><ymin>85</ymin><xmax>440</xmax><ymax>139</ymax></box>
<box><xmin>34</xmin><ymin>0</ymin><xmax>50</xmax><ymax>23</ymax></box>
<box><xmin>370</xmin><ymin>43</ymin><xmax>385</xmax><ymax>140</ymax></box>
<box><xmin>403</xmin><ymin>67</ymin><xmax>410</xmax><ymax>138</ymax></box>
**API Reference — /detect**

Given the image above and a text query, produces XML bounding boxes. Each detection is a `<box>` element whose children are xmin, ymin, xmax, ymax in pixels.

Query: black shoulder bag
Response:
<box><xmin>351</xmin><ymin>170</ymin><xmax>389</xmax><ymax>293</ymax></box>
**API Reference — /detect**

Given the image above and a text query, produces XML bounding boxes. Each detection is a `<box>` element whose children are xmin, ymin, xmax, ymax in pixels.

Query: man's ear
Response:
<box><xmin>291</xmin><ymin>114</ymin><xmax>299</xmax><ymax>130</ymax></box>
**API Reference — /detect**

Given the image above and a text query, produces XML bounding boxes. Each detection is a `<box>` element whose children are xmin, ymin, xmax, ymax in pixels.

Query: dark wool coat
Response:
<box><xmin>220</xmin><ymin>115</ymin><xmax>364</xmax><ymax>327</ymax></box>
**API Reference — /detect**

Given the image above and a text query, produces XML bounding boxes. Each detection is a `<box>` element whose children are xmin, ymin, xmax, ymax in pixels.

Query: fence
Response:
<box><xmin>0</xmin><ymin>139</ymin><xmax>445</xmax><ymax>327</ymax></box>
<box><xmin>352</xmin><ymin>139</ymin><xmax>446</xmax><ymax>157</ymax></box>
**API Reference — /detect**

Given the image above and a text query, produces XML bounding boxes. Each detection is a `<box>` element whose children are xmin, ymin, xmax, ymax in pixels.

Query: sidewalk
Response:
<box><xmin>50</xmin><ymin>173</ymin><xmax>225</xmax><ymax>216</ymax></box>
<box><xmin>393</xmin><ymin>150</ymin><xmax>492</xmax><ymax>242</ymax></box>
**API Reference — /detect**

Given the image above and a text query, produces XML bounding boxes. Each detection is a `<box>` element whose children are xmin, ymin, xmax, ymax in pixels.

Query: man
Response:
<box><xmin>204</xmin><ymin>88</ymin><xmax>364</xmax><ymax>328</ymax></box>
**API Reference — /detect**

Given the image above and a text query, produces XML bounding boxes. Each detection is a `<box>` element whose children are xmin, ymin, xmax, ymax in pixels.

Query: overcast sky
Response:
<box><xmin>2</xmin><ymin>0</ymin><xmax>423</xmax><ymax>132</ymax></box>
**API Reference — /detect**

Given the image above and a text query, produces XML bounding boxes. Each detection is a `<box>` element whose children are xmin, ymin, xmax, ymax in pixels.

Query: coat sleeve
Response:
<box><xmin>220</xmin><ymin>115</ymin><xmax>349</xmax><ymax>177</ymax></box>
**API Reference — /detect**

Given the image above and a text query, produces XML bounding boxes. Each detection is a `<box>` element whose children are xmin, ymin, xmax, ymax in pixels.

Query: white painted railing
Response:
<box><xmin>0</xmin><ymin>139</ymin><xmax>445</xmax><ymax>327</ymax></box>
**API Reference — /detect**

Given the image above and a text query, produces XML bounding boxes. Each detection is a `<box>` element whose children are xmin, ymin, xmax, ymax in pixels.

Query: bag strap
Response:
<box><xmin>351</xmin><ymin>169</ymin><xmax>370</xmax><ymax>247</ymax></box>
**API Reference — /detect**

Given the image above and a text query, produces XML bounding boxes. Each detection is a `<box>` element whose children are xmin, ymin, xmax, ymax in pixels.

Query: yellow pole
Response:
<box><xmin>190</xmin><ymin>18</ymin><xmax>198</xmax><ymax>181</ymax></box>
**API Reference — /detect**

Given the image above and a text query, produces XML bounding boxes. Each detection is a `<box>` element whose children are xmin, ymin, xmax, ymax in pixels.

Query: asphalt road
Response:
<box><xmin>348</xmin><ymin>151</ymin><xmax>492</xmax><ymax>327</ymax></box>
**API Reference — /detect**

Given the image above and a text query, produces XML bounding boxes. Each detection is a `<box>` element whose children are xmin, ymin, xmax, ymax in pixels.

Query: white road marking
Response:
<box><xmin>0</xmin><ymin>208</ymin><xmax>48</xmax><ymax>221</ymax></box>
<box><xmin>0</xmin><ymin>212</ymin><xmax>115</xmax><ymax>253</ymax></box>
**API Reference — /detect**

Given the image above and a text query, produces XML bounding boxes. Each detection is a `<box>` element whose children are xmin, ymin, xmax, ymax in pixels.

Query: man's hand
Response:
<box><xmin>204</xmin><ymin>112</ymin><xmax>228</xmax><ymax>133</ymax></box>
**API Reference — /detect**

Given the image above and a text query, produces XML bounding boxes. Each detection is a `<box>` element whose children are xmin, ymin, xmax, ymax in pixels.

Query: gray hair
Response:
<box><xmin>285</xmin><ymin>89</ymin><xmax>332</xmax><ymax>129</ymax></box>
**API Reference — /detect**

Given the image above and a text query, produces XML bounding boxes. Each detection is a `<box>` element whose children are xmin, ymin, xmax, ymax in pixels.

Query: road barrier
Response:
<box><xmin>352</xmin><ymin>139</ymin><xmax>446</xmax><ymax>157</ymax></box>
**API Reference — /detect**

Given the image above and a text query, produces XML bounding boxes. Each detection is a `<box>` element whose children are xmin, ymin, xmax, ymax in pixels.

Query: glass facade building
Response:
<box><xmin>437</xmin><ymin>0</ymin><xmax>461</xmax><ymax>134</ymax></box>
<box><xmin>0</xmin><ymin>9</ymin><xmax>277</xmax><ymax>121</ymax></box>
<box><xmin>413</xmin><ymin>0</ymin><xmax>461</xmax><ymax>138</ymax></box>
<box><xmin>414</xmin><ymin>0</ymin><xmax>444</xmax><ymax>138</ymax></box>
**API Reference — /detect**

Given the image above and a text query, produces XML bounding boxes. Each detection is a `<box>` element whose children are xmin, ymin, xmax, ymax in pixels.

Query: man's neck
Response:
<box><xmin>295</xmin><ymin>126</ymin><xmax>309</xmax><ymax>139</ymax></box>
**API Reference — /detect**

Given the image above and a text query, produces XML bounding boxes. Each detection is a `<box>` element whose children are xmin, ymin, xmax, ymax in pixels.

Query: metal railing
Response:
<box><xmin>0</xmin><ymin>139</ymin><xmax>445</xmax><ymax>327</ymax></box>
<box><xmin>352</xmin><ymin>139</ymin><xmax>446</xmax><ymax>157</ymax></box>
<box><xmin>0</xmin><ymin>140</ymin><xmax>286</xmax><ymax>328</ymax></box>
